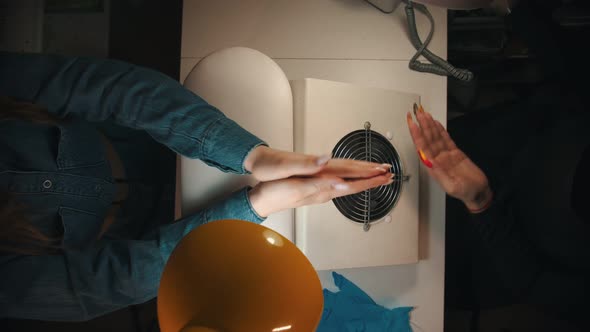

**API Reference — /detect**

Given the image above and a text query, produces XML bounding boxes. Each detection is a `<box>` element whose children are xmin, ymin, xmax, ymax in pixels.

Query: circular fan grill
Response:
<box><xmin>331</xmin><ymin>125</ymin><xmax>404</xmax><ymax>227</ymax></box>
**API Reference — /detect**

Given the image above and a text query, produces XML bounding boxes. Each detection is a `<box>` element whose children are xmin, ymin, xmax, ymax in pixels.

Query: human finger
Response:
<box><xmin>415</xmin><ymin>106</ymin><xmax>435</xmax><ymax>144</ymax></box>
<box><xmin>435</xmin><ymin>120</ymin><xmax>457</xmax><ymax>151</ymax></box>
<box><xmin>317</xmin><ymin>158</ymin><xmax>391</xmax><ymax>179</ymax></box>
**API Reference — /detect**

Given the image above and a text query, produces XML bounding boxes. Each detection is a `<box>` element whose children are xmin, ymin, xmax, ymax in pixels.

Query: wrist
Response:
<box><xmin>464</xmin><ymin>186</ymin><xmax>493</xmax><ymax>213</ymax></box>
<box><xmin>247</xmin><ymin>185</ymin><xmax>270</xmax><ymax>218</ymax></box>
<box><xmin>243</xmin><ymin>145</ymin><xmax>269</xmax><ymax>173</ymax></box>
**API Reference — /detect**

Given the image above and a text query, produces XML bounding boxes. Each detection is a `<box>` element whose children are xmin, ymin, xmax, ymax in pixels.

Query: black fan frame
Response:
<box><xmin>331</xmin><ymin>129</ymin><xmax>404</xmax><ymax>223</ymax></box>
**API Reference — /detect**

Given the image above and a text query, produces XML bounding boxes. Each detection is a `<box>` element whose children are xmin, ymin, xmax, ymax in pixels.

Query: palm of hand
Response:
<box><xmin>246</xmin><ymin>146</ymin><xmax>392</xmax><ymax>182</ymax></box>
<box><xmin>244</xmin><ymin>146</ymin><xmax>395</xmax><ymax>217</ymax></box>
<box><xmin>406</xmin><ymin>108</ymin><xmax>488</xmax><ymax>204</ymax></box>
<box><xmin>429</xmin><ymin>144</ymin><xmax>488</xmax><ymax>202</ymax></box>
<box><xmin>245</xmin><ymin>146</ymin><xmax>330</xmax><ymax>181</ymax></box>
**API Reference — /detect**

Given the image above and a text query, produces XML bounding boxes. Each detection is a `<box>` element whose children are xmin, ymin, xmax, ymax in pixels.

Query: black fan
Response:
<box><xmin>331</xmin><ymin>123</ymin><xmax>404</xmax><ymax>229</ymax></box>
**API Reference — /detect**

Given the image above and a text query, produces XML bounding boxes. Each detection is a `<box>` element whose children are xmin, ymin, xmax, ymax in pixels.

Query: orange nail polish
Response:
<box><xmin>418</xmin><ymin>149</ymin><xmax>433</xmax><ymax>168</ymax></box>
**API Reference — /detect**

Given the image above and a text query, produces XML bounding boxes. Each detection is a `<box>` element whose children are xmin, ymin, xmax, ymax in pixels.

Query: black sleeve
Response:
<box><xmin>470</xmin><ymin>190</ymin><xmax>589</xmax><ymax>320</ymax></box>
<box><xmin>470</xmin><ymin>191</ymin><xmax>541</xmax><ymax>295</ymax></box>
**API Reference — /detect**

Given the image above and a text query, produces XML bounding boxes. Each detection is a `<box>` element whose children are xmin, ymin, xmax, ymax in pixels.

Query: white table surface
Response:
<box><xmin>179</xmin><ymin>1</ymin><xmax>447</xmax><ymax>331</ymax></box>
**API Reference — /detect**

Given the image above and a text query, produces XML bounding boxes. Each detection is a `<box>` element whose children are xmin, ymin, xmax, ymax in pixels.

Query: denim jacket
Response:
<box><xmin>0</xmin><ymin>52</ymin><xmax>266</xmax><ymax>321</ymax></box>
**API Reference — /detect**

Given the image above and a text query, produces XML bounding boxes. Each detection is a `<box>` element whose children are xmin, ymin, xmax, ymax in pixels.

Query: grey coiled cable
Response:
<box><xmin>405</xmin><ymin>1</ymin><xmax>474</xmax><ymax>81</ymax></box>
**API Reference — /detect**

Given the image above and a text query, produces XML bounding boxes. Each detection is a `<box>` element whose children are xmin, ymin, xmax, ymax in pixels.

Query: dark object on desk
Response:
<box><xmin>445</xmin><ymin>94</ymin><xmax>590</xmax><ymax>331</ymax></box>
<box><xmin>445</xmin><ymin>2</ymin><xmax>590</xmax><ymax>331</ymax></box>
<box><xmin>552</xmin><ymin>2</ymin><xmax>590</xmax><ymax>27</ymax></box>
<box><xmin>447</xmin><ymin>0</ymin><xmax>590</xmax><ymax>116</ymax></box>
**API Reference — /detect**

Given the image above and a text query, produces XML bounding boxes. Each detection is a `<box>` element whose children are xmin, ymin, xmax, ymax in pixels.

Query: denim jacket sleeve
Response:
<box><xmin>0</xmin><ymin>187</ymin><xmax>264</xmax><ymax>321</ymax></box>
<box><xmin>0</xmin><ymin>52</ymin><xmax>269</xmax><ymax>320</ymax></box>
<box><xmin>0</xmin><ymin>51</ymin><xmax>266</xmax><ymax>173</ymax></box>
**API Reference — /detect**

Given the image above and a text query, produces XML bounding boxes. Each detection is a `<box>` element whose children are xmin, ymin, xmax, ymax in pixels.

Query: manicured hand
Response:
<box><xmin>244</xmin><ymin>145</ymin><xmax>391</xmax><ymax>182</ymax></box>
<box><xmin>248</xmin><ymin>172</ymin><xmax>395</xmax><ymax>218</ymax></box>
<box><xmin>406</xmin><ymin>105</ymin><xmax>492</xmax><ymax>211</ymax></box>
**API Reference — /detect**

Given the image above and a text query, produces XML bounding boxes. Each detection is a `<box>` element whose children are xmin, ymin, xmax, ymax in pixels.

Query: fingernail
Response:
<box><xmin>316</xmin><ymin>153</ymin><xmax>331</xmax><ymax>166</ymax></box>
<box><xmin>418</xmin><ymin>149</ymin><xmax>433</xmax><ymax>168</ymax></box>
<box><xmin>419</xmin><ymin>104</ymin><xmax>425</xmax><ymax>113</ymax></box>
<box><xmin>381</xmin><ymin>163</ymin><xmax>392</xmax><ymax>169</ymax></box>
<box><xmin>385</xmin><ymin>178</ymin><xmax>393</xmax><ymax>185</ymax></box>
<box><xmin>407</xmin><ymin>112</ymin><xmax>412</xmax><ymax>121</ymax></box>
<box><xmin>333</xmin><ymin>183</ymin><xmax>349</xmax><ymax>191</ymax></box>
<box><xmin>374</xmin><ymin>167</ymin><xmax>387</xmax><ymax>172</ymax></box>
<box><xmin>390</xmin><ymin>173</ymin><xmax>395</xmax><ymax>179</ymax></box>
<box><xmin>418</xmin><ymin>149</ymin><xmax>427</xmax><ymax>160</ymax></box>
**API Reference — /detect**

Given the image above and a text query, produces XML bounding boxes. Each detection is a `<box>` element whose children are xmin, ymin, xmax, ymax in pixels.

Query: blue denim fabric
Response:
<box><xmin>319</xmin><ymin>272</ymin><xmax>413</xmax><ymax>332</ymax></box>
<box><xmin>0</xmin><ymin>52</ymin><xmax>266</xmax><ymax>321</ymax></box>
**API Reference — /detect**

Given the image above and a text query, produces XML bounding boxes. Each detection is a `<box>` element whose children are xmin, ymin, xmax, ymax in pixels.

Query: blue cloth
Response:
<box><xmin>318</xmin><ymin>272</ymin><xmax>413</xmax><ymax>332</ymax></box>
<box><xmin>0</xmin><ymin>52</ymin><xmax>267</xmax><ymax>321</ymax></box>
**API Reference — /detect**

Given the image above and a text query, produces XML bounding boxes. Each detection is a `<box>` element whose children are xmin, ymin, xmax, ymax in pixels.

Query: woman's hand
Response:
<box><xmin>244</xmin><ymin>145</ymin><xmax>396</xmax><ymax>217</ymax></box>
<box><xmin>248</xmin><ymin>172</ymin><xmax>394</xmax><ymax>218</ymax></box>
<box><xmin>244</xmin><ymin>145</ymin><xmax>391</xmax><ymax>181</ymax></box>
<box><xmin>406</xmin><ymin>106</ymin><xmax>492</xmax><ymax>211</ymax></box>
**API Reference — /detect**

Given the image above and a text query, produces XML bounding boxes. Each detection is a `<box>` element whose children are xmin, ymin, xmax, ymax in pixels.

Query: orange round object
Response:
<box><xmin>157</xmin><ymin>219</ymin><xmax>323</xmax><ymax>332</ymax></box>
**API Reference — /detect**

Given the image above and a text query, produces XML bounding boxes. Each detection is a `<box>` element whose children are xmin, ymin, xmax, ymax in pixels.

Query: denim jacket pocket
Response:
<box><xmin>59</xmin><ymin>206</ymin><xmax>103</xmax><ymax>250</ymax></box>
<box><xmin>56</xmin><ymin>121</ymin><xmax>107</xmax><ymax>170</ymax></box>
